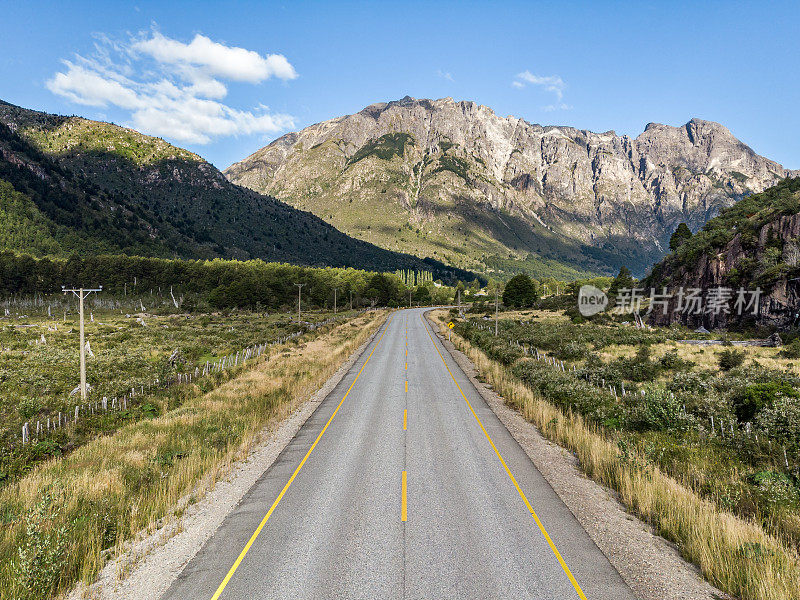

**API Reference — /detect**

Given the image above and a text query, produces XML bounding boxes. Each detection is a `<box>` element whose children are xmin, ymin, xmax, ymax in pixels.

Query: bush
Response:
<box><xmin>553</xmin><ymin>340</ymin><xmax>588</xmax><ymax>360</ymax></box>
<box><xmin>614</xmin><ymin>345</ymin><xmax>663</xmax><ymax>382</ymax></box>
<box><xmin>755</xmin><ymin>397</ymin><xmax>800</xmax><ymax>450</ymax></box>
<box><xmin>718</xmin><ymin>349</ymin><xmax>745</xmax><ymax>371</ymax></box>
<box><xmin>749</xmin><ymin>470</ymin><xmax>799</xmax><ymax>510</ymax></box>
<box><xmin>659</xmin><ymin>349</ymin><xmax>693</xmax><ymax>371</ymax></box>
<box><xmin>512</xmin><ymin>359</ymin><xmax>617</xmax><ymax>421</ymax></box>
<box><xmin>779</xmin><ymin>338</ymin><xmax>800</xmax><ymax>359</ymax></box>
<box><xmin>622</xmin><ymin>387</ymin><xmax>694</xmax><ymax>432</ymax></box>
<box><xmin>733</xmin><ymin>381</ymin><xmax>799</xmax><ymax>422</ymax></box>
<box><xmin>12</xmin><ymin>487</ymin><xmax>70</xmax><ymax>599</ymax></box>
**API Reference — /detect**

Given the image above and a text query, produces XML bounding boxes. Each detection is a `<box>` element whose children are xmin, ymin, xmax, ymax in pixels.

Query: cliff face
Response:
<box><xmin>225</xmin><ymin>96</ymin><xmax>797</xmax><ymax>276</ymax></box>
<box><xmin>647</xmin><ymin>178</ymin><xmax>800</xmax><ymax>330</ymax></box>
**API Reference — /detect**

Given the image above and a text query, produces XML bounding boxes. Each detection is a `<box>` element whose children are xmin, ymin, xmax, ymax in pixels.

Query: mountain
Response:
<box><xmin>0</xmin><ymin>100</ymin><xmax>474</xmax><ymax>281</ymax></box>
<box><xmin>225</xmin><ymin>96</ymin><xmax>798</xmax><ymax>277</ymax></box>
<box><xmin>646</xmin><ymin>177</ymin><xmax>800</xmax><ymax>329</ymax></box>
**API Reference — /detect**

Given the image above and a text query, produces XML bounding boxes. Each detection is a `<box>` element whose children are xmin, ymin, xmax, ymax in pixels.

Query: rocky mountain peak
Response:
<box><xmin>224</xmin><ymin>97</ymin><xmax>797</xmax><ymax>277</ymax></box>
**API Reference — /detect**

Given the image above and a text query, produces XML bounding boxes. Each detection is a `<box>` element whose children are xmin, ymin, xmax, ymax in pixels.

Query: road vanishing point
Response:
<box><xmin>162</xmin><ymin>308</ymin><xmax>636</xmax><ymax>600</ymax></box>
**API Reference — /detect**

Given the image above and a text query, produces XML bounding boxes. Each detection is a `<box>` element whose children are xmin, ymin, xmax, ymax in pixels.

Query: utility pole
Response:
<box><xmin>333</xmin><ymin>287</ymin><xmax>339</xmax><ymax>314</ymax></box>
<box><xmin>495</xmin><ymin>286</ymin><xmax>499</xmax><ymax>337</ymax></box>
<box><xmin>295</xmin><ymin>283</ymin><xmax>305</xmax><ymax>321</ymax></box>
<box><xmin>62</xmin><ymin>286</ymin><xmax>102</xmax><ymax>401</ymax></box>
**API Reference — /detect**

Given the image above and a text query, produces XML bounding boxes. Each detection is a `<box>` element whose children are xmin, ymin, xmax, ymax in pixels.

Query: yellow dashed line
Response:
<box><xmin>401</xmin><ymin>470</ymin><xmax>408</xmax><ymax>521</ymax></box>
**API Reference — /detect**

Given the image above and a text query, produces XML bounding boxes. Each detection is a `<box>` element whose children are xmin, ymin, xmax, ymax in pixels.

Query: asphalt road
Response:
<box><xmin>161</xmin><ymin>308</ymin><xmax>636</xmax><ymax>600</ymax></box>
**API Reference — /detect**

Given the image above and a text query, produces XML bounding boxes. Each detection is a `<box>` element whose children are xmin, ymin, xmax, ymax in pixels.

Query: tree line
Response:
<box><xmin>0</xmin><ymin>251</ymin><xmax>458</xmax><ymax>310</ymax></box>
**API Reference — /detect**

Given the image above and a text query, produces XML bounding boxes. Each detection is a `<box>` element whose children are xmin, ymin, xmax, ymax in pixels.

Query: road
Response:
<box><xmin>161</xmin><ymin>308</ymin><xmax>636</xmax><ymax>600</ymax></box>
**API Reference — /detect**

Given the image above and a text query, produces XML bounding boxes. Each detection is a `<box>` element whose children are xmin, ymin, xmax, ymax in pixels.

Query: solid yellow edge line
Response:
<box><xmin>420</xmin><ymin>315</ymin><xmax>588</xmax><ymax>600</ymax></box>
<box><xmin>209</xmin><ymin>315</ymin><xmax>393</xmax><ymax>600</ymax></box>
<box><xmin>401</xmin><ymin>470</ymin><xmax>408</xmax><ymax>521</ymax></box>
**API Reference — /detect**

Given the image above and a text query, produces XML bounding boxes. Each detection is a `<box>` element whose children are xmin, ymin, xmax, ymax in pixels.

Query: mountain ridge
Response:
<box><xmin>0</xmin><ymin>100</ymin><xmax>476</xmax><ymax>282</ymax></box>
<box><xmin>225</xmin><ymin>96</ymin><xmax>798</xmax><ymax>277</ymax></box>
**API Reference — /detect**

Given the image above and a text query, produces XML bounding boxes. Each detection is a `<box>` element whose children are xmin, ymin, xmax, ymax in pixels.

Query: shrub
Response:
<box><xmin>718</xmin><ymin>349</ymin><xmax>745</xmax><ymax>371</ymax></box>
<box><xmin>733</xmin><ymin>381</ymin><xmax>798</xmax><ymax>422</ymax></box>
<box><xmin>749</xmin><ymin>470</ymin><xmax>799</xmax><ymax>510</ymax></box>
<box><xmin>17</xmin><ymin>398</ymin><xmax>40</xmax><ymax>419</ymax></box>
<box><xmin>755</xmin><ymin>397</ymin><xmax>800</xmax><ymax>450</ymax></box>
<box><xmin>779</xmin><ymin>338</ymin><xmax>800</xmax><ymax>359</ymax></box>
<box><xmin>614</xmin><ymin>345</ymin><xmax>663</xmax><ymax>382</ymax></box>
<box><xmin>659</xmin><ymin>349</ymin><xmax>693</xmax><ymax>371</ymax></box>
<box><xmin>12</xmin><ymin>487</ymin><xmax>70</xmax><ymax>600</ymax></box>
<box><xmin>554</xmin><ymin>340</ymin><xmax>588</xmax><ymax>360</ymax></box>
<box><xmin>622</xmin><ymin>386</ymin><xmax>694</xmax><ymax>432</ymax></box>
<box><xmin>512</xmin><ymin>359</ymin><xmax>617</xmax><ymax>421</ymax></box>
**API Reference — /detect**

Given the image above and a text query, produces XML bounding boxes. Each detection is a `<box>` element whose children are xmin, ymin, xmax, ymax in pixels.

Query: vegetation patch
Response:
<box><xmin>432</xmin><ymin>155</ymin><xmax>470</xmax><ymax>181</ymax></box>
<box><xmin>346</xmin><ymin>133</ymin><xmax>414</xmax><ymax>166</ymax></box>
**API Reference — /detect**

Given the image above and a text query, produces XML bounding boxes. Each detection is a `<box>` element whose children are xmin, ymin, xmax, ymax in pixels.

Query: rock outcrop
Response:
<box><xmin>647</xmin><ymin>178</ymin><xmax>800</xmax><ymax>330</ymax></box>
<box><xmin>226</xmin><ymin>96</ymin><xmax>798</xmax><ymax>276</ymax></box>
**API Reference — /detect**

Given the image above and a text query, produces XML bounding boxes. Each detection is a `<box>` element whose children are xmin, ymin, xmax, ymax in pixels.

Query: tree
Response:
<box><xmin>364</xmin><ymin>273</ymin><xmax>400</xmax><ymax>306</ymax></box>
<box><xmin>607</xmin><ymin>266</ymin><xmax>635</xmax><ymax>299</ymax></box>
<box><xmin>413</xmin><ymin>285</ymin><xmax>432</xmax><ymax>304</ymax></box>
<box><xmin>502</xmin><ymin>274</ymin><xmax>538</xmax><ymax>308</ymax></box>
<box><xmin>669</xmin><ymin>222</ymin><xmax>692</xmax><ymax>251</ymax></box>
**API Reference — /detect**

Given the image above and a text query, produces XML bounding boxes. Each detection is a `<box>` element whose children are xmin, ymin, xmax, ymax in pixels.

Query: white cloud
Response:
<box><xmin>436</xmin><ymin>69</ymin><xmax>454</xmax><ymax>82</ymax></box>
<box><xmin>47</xmin><ymin>61</ymin><xmax>143</xmax><ymax>109</ymax></box>
<box><xmin>543</xmin><ymin>103</ymin><xmax>573</xmax><ymax>112</ymax></box>
<box><xmin>46</xmin><ymin>31</ymin><xmax>296</xmax><ymax>144</ymax></box>
<box><xmin>513</xmin><ymin>71</ymin><xmax>572</xmax><ymax>110</ymax></box>
<box><xmin>132</xmin><ymin>32</ymin><xmax>297</xmax><ymax>83</ymax></box>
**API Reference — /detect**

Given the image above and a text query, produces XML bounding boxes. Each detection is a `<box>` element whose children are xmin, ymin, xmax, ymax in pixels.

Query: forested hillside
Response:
<box><xmin>0</xmin><ymin>101</ymin><xmax>475</xmax><ymax>283</ymax></box>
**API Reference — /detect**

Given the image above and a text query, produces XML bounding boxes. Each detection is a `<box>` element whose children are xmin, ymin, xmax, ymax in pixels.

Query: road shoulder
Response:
<box><xmin>425</xmin><ymin>311</ymin><xmax>731</xmax><ymax>600</ymax></box>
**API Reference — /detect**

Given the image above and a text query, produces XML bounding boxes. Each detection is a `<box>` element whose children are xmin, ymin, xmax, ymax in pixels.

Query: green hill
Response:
<box><xmin>0</xmin><ymin>100</ymin><xmax>475</xmax><ymax>282</ymax></box>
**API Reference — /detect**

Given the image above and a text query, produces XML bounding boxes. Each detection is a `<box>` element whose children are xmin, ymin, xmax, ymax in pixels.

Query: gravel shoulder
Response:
<box><xmin>68</xmin><ymin>324</ymin><xmax>382</xmax><ymax>600</ymax></box>
<box><xmin>427</xmin><ymin>312</ymin><xmax>733</xmax><ymax>600</ymax></box>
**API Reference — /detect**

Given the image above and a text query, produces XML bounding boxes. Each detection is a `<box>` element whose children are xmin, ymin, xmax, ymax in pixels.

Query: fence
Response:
<box><xmin>459</xmin><ymin>318</ymin><xmax>797</xmax><ymax>473</ymax></box>
<box><xmin>18</xmin><ymin>311</ymin><xmax>364</xmax><ymax>446</ymax></box>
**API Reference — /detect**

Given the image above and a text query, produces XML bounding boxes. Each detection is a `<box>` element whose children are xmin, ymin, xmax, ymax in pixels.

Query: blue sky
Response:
<box><xmin>1</xmin><ymin>0</ymin><xmax>798</xmax><ymax>170</ymax></box>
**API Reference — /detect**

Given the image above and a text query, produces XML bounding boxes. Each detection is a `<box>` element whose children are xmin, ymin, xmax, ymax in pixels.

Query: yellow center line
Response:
<box><xmin>420</xmin><ymin>315</ymin><xmax>588</xmax><ymax>600</ymax></box>
<box><xmin>405</xmin><ymin>380</ymin><xmax>408</xmax><ymax>393</ymax></box>
<box><xmin>209</xmin><ymin>316</ymin><xmax>394</xmax><ymax>600</ymax></box>
<box><xmin>403</xmin><ymin>409</ymin><xmax>407</xmax><ymax>430</ymax></box>
<box><xmin>401</xmin><ymin>470</ymin><xmax>408</xmax><ymax>521</ymax></box>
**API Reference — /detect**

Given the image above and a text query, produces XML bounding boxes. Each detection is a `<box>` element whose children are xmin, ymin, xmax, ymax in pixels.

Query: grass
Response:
<box><xmin>0</xmin><ymin>309</ymin><xmax>386</xmax><ymax>599</ymax></box>
<box><xmin>600</xmin><ymin>341</ymin><xmax>800</xmax><ymax>375</ymax></box>
<box><xmin>431</xmin><ymin>309</ymin><xmax>800</xmax><ymax>600</ymax></box>
<box><xmin>0</xmin><ymin>305</ymin><xmax>357</xmax><ymax>483</ymax></box>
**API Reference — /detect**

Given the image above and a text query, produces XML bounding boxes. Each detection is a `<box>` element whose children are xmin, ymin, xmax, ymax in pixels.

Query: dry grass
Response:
<box><xmin>599</xmin><ymin>340</ymin><xmax>800</xmax><ymax>377</ymax></box>
<box><xmin>430</xmin><ymin>310</ymin><xmax>800</xmax><ymax>600</ymax></box>
<box><xmin>0</xmin><ymin>311</ymin><xmax>386</xmax><ymax>600</ymax></box>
